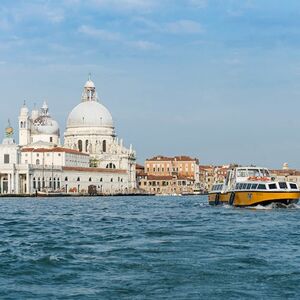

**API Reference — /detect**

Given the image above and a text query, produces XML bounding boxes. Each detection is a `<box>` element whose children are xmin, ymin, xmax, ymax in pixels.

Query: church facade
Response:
<box><xmin>0</xmin><ymin>77</ymin><xmax>136</xmax><ymax>195</ymax></box>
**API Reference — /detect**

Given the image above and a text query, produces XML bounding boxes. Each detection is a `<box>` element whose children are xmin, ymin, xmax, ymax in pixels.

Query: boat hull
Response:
<box><xmin>209</xmin><ymin>191</ymin><xmax>300</xmax><ymax>207</ymax></box>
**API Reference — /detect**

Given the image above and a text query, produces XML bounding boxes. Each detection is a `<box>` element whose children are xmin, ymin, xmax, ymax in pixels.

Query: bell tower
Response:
<box><xmin>18</xmin><ymin>101</ymin><xmax>31</xmax><ymax>146</ymax></box>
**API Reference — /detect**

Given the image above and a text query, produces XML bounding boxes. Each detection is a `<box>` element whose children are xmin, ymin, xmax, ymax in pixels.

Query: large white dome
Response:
<box><xmin>67</xmin><ymin>101</ymin><xmax>113</xmax><ymax>128</ymax></box>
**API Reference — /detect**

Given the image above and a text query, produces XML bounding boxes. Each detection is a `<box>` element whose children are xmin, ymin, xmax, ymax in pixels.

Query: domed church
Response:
<box><xmin>64</xmin><ymin>76</ymin><xmax>136</xmax><ymax>172</ymax></box>
<box><xmin>0</xmin><ymin>76</ymin><xmax>136</xmax><ymax>195</ymax></box>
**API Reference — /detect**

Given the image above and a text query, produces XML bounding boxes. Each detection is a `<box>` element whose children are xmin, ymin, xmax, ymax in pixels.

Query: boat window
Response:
<box><xmin>279</xmin><ymin>182</ymin><xmax>287</xmax><ymax>189</ymax></box>
<box><xmin>248</xmin><ymin>169</ymin><xmax>260</xmax><ymax>177</ymax></box>
<box><xmin>268</xmin><ymin>183</ymin><xmax>277</xmax><ymax>190</ymax></box>
<box><xmin>258</xmin><ymin>184</ymin><xmax>266</xmax><ymax>190</ymax></box>
<box><xmin>246</xmin><ymin>183</ymin><xmax>252</xmax><ymax>189</ymax></box>
<box><xmin>235</xmin><ymin>183</ymin><xmax>240</xmax><ymax>190</ymax></box>
<box><xmin>251</xmin><ymin>183</ymin><xmax>258</xmax><ymax>189</ymax></box>
<box><xmin>290</xmin><ymin>183</ymin><xmax>297</xmax><ymax>189</ymax></box>
<box><xmin>242</xmin><ymin>183</ymin><xmax>247</xmax><ymax>189</ymax></box>
<box><xmin>237</xmin><ymin>169</ymin><xmax>247</xmax><ymax>177</ymax></box>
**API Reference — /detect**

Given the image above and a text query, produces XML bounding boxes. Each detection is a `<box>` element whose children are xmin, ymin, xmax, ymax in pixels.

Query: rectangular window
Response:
<box><xmin>268</xmin><ymin>183</ymin><xmax>277</xmax><ymax>190</ymax></box>
<box><xmin>246</xmin><ymin>183</ymin><xmax>252</xmax><ymax>189</ymax></box>
<box><xmin>242</xmin><ymin>183</ymin><xmax>247</xmax><ymax>189</ymax></box>
<box><xmin>251</xmin><ymin>184</ymin><xmax>258</xmax><ymax>189</ymax></box>
<box><xmin>4</xmin><ymin>154</ymin><xmax>9</xmax><ymax>164</ymax></box>
<box><xmin>290</xmin><ymin>183</ymin><xmax>297</xmax><ymax>189</ymax></box>
<box><xmin>279</xmin><ymin>182</ymin><xmax>287</xmax><ymax>189</ymax></box>
<box><xmin>258</xmin><ymin>184</ymin><xmax>266</xmax><ymax>190</ymax></box>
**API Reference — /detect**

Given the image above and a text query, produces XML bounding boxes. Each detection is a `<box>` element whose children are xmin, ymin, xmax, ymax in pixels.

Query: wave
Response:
<box><xmin>250</xmin><ymin>203</ymin><xmax>300</xmax><ymax>210</ymax></box>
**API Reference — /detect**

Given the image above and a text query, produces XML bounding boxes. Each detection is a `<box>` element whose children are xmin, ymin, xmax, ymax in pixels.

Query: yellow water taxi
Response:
<box><xmin>209</xmin><ymin>167</ymin><xmax>300</xmax><ymax>207</ymax></box>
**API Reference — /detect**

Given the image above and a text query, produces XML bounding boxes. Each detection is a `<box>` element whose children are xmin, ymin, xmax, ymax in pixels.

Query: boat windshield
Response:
<box><xmin>247</xmin><ymin>169</ymin><xmax>260</xmax><ymax>177</ymax></box>
<box><xmin>236</xmin><ymin>169</ymin><xmax>247</xmax><ymax>177</ymax></box>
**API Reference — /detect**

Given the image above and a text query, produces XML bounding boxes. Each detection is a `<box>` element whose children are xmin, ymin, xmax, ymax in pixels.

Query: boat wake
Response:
<box><xmin>250</xmin><ymin>203</ymin><xmax>300</xmax><ymax>210</ymax></box>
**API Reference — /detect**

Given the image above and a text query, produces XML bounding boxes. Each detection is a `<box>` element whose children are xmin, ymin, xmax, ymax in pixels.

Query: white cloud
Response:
<box><xmin>79</xmin><ymin>24</ymin><xmax>159</xmax><ymax>51</ymax></box>
<box><xmin>165</xmin><ymin>20</ymin><xmax>204</xmax><ymax>34</ymax></box>
<box><xmin>78</xmin><ymin>25</ymin><xmax>121</xmax><ymax>41</ymax></box>
<box><xmin>128</xmin><ymin>40</ymin><xmax>160</xmax><ymax>50</ymax></box>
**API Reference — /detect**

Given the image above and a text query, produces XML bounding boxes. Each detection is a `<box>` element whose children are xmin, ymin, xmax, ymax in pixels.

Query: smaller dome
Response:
<box><xmin>33</xmin><ymin>116</ymin><xmax>60</xmax><ymax>135</ymax></box>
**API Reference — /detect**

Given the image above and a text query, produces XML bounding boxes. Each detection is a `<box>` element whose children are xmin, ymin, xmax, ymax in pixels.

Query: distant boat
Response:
<box><xmin>36</xmin><ymin>189</ymin><xmax>68</xmax><ymax>197</ymax></box>
<box><xmin>209</xmin><ymin>166</ymin><xmax>300</xmax><ymax>207</ymax></box>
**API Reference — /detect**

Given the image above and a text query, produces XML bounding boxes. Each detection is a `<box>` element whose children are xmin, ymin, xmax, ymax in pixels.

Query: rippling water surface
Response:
<box><xmin>0</xmin><ymin>196</ymin><xmax>300</xmax><ymax>299</ymax></box>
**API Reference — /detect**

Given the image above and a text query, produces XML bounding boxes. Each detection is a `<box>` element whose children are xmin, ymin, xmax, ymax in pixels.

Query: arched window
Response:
<box><xmin>20</xmin><ymin>121</ymin><xmax>23</xmax><ymax>128</ymax></box>
<box><xmin>85</xmin><ymin>140</ymin><xmax>89</xmax><ymax>152</ymax></box>
<box><xmin>78</xmin><ymin>140</ymin><xmax>83</xmax><ymax>152</ymax></box>
<box><xmin>53</xmin><ymin>178</ymin><xmax>56</xmax><ymax>190</ymax></box>
<box><xmin>103</xmin><ymin>140</ymin><xmax>106</xmax><ymax>153</ymax></box>
<box><xmin>57</xmin><ymin>178</ymin><xmax>60</xmax><ymax>189</ymax></box>
<box><xmin>100</xmin><ymin>178</ymin><xmax>103</xmax><ymax>182</ymax></box>
<box><xmin>89</xmin><ymin>177</ymin><xmax>92</xmax><ymax>182</ymax></box>
<box><xmin>111</xmin><ymin>178</ymin><xmax>113</xmax><ymax>182</ymax></box>
<box><xmin>36</xmin><ymin>159</ymin><xmax>40</xmax><ymax>165</ymax></box>
<box><xmin>33</xmin><ymin>177</ymin><xmax>36</xmax><ymax>189</ymax></box>
<box><xmin>77</xmin><ymin>177</ymin><xmax>80</xmax><ymax>181</ymax></box>
<box><xmin>42</xmin><ymin>177</ymin><xmax>45</xmax><ymax>188</ymax></box>
<box><xmin>106</xmin><ymin>163</ymin><xmax>116</xmax><ymax>169</ymax></box>
<box><xmin>65</xmin><ymin>177</ymin><xmax>68</xmax><ymax>181</ymax></box>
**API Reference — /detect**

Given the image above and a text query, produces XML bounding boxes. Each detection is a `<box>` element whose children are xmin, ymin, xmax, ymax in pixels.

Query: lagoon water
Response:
<box><xmin>0</xmin><ymin>196</ymin><xmax>299</xmax><ymax>299</ymax></box>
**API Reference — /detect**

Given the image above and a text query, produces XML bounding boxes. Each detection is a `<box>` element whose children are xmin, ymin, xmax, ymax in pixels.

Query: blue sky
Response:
<box><xmin>1</xmin><ymin>0</ymin><xmax>300</xmax><ymax>167</ymax></box>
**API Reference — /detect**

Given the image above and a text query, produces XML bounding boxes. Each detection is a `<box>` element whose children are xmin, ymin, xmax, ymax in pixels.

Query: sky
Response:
<box><xmin>1</xmin><ymin>0</ymin><xmax>300</xmax><ymax>168</ymax></box>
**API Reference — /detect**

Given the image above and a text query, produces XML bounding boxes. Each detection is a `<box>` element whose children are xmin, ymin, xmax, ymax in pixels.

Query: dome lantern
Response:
<box><xmin>66</xmin><ymin>77</ymin><xmax>114</xmax><ymax>129</ymax></box>
<box><xmin>82</xmin><ymin>73</ymin><xmax>98</xmax><ymax>102</ymax></box>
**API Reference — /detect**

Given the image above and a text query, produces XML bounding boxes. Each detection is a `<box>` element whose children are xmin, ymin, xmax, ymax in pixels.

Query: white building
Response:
<box><xmin>0</xmin><ymin>76</ymin><xmax>136</xmax><ymax>195</ymax></box>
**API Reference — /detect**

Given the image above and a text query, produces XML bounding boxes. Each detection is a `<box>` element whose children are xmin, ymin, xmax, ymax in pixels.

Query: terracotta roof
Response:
<box><xmin>146</xmin><ymin>156</ymin><xmax>173</xmax><ymax>161</ymax></box>
<box><xmin>146</xmin><ymin>175</ymin><xmax>174</xmax><ymax>180</ymax></box>
<box><xmin>63</xmin><ymin>166</ymin><xmax>127</xmax><ymax>174</ymax></box>
<box><xmin>136</xmin><ymin>164</ymin><xmax>144</xmax><ymax>170</ymax></box>
<box><xmin>22</xmin><ymin>147</ymin><xmax>89</xmax><ymax>156</ymax></box>
<box><xmin>146</xmin><ymin>155</ymin><xmax>198</xmax><ymax>162</ymax></box>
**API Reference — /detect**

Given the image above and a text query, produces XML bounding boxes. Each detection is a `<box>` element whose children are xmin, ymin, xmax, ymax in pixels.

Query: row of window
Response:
<box><xmin>64</xmin><ymin>177</ymin><xmax>123</xmax><ymax>183</ymax></box>
<box><xmin>212</xmin><ymin>182</ymin><xmax>298</xmax><ymax>192</ymax></box>
<box><xmin>78</xmin><ymin>140</ymin><xmax>106</xmax><ymax>153</ymax></box>
<box><xmin>25</xmin><ymin>153</ymin><xmax>62</xmax><ymax>157</ymax></box>
<box><xmin>235</xmin><ymin>182</ymin><xmax>298</xmax><ymax>191</ymax></box>
<box><xmin>211</xmin><ymin>184</ymin><xmax>223</xmax><ymax>191</ymax></box>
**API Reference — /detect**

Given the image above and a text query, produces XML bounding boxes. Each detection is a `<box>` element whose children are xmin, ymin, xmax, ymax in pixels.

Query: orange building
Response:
<box><xmin>145</xmin><ymin>155</ymin><xmax>199</xmax><ymax>180</ymax></box>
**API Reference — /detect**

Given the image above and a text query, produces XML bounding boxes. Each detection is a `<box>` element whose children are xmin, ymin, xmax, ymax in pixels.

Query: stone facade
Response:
<box><xmin>0</xmin><ymin>77</ymin><xmax>136</xmax><ymax>195</ymax></box>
